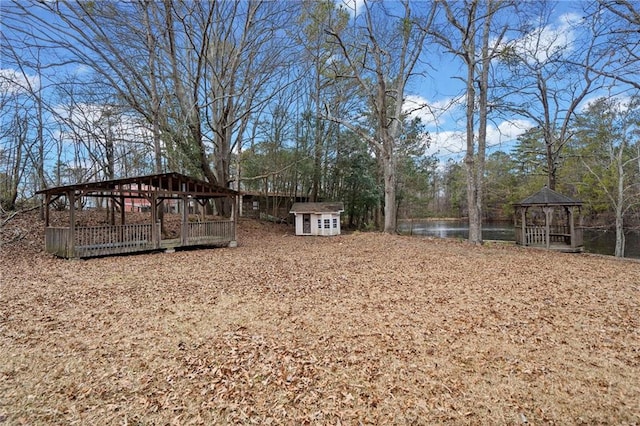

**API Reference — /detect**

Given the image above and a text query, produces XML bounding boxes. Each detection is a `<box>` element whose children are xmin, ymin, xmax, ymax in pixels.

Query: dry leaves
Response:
<box><xmin>1</xmin><ymin>211</ymin><xmax>639</xmax><ymax>424</ymax></box>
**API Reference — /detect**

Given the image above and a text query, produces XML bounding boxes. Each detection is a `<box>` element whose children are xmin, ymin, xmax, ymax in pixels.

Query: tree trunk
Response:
<box><xmin>615</xmin><ymin>211</ymin><xmax>625</xmax><ymax>257</ymax></box>
<box><xmin>383</xmin><ymin>150</ymin><xmax>397</xmax><ymax>233</ymax></box>
<box><xmin>465</xmin><ymin>154</ymin><xmax>482</xmax><ymax>244</ymax></box>
<box><xmin>546</xmin><ymin>138</ymin><xmax>557</xmax><ymax>190</ymax></box>
<box><xmin>463</xmin><ymin>10</ymin><xmax>481</xmax><ymax>245</ymax></box>
<box><xmin>614</xmin><ymin>156</ymin><xmax>625</xmax><ymax>257</ymax></box>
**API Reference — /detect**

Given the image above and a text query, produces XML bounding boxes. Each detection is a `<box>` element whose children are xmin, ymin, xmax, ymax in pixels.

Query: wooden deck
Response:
<box><xmin>45</xmin><ymin>220</ymin><xmax>235</xmax><ymax>258</ymax></box>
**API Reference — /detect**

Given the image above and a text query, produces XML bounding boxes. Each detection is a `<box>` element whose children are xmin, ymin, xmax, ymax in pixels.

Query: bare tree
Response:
<box><xmin>294</xmin><ymin>0</ymin><xmax>351</xmax><ymax>202</ymax></box>
<box><xmin>3</xmin><ymin>0</ymin><xmax>294</xmax><ymax>195</ymax></box>
<box><xmin>204</xmin><ymin>1</ymin><xmax>294</xmax><ymax>191</ymax></box>
<box><xmin>585</xmin><ymin>0</ymin><xmax>640</xmax><ymax>90</ymax></box>
<box><xmin>0</xmin><ymin>41</ymin><xmax>51</xmax><ymax>211</ymax></box>
<box><xmin>3</xmin><ymin>1</ymin><xmax>170</xmax><ymax>174</ymax></box>
<box><xmin>0</xmin><ymin>109</ymin><xmax>26</xmax><ymax>211</ymax></box>
<box><xmin>430</xmin><ymin>0</ymin><xmax>515</xmax><ymax>244</ymax></box>
<box><xmin>574</xmin><ymin>96</ymin><xmax>640</xmax><ymax>257</ymax></box>
<box><xmin>325</xmin><ymin>0</ymin><xmax>435</xmax><ymax>233</ymax></box>
<box><xmin>500</xmin><ymin>3</ymin><xmax>606</xmax><ymax>190</ymax></box>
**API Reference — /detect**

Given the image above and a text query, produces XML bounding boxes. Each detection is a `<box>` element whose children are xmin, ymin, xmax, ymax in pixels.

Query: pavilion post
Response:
<box><xmin>230</xmin><ymin>195</ymin><xmax>238</xmax><ymax>247</ymax></box>
<box><xmin>151</xmin><ymin>193</ymin><xmax>159</xmax><ymax>249</ymax></box>
<box><xmin>120</xmin><ymin>195</ymin><xmax>126</xmax><ymax>225</ymax></box>
<box><xmin>45</xmin><ymin>194</ymin><xmax>50</xmax><ymax>227</ymax></box>
<box><xmin>181</xmin><ymin>196</ymin><xmax>189</xmax><ymax>246</ymax></box>
<box><xmin>68</xmin><ymin>190</ymin><xmax>76</xmax><ymax>258</ymax></box>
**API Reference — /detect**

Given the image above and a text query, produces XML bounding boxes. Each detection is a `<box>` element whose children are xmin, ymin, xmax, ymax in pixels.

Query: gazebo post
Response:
<box><xmin>577</xmin><ymin>206</ymin><xmax>584</xmax><ymax>247</ymax></box>
<box><xmin>568</xmin><ymin>206</ymin><xmax>575</xmax><ymax>248</ymax></box>
<box><xmin>543</xmin><ymin>206</ymin><xmax>552</xmax><ymax>249</ymax></box>
<box><xmin>521</xmin><ymin>207</ymin><xmax>527</xmax><ymax>246</ymax></box>
<box><xmin>513</xmin><ymin>206</ymin><xmax>518</xmax><ymax>243</ymax></box>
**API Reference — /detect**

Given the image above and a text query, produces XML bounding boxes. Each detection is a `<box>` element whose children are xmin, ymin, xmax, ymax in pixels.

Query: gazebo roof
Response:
<box><xmin>37</xmin><ymin>172</ymin><xmax>238</xmax><ymax>199</ymax></box>
<box><xmin>515</xmin><ymin>187</ymin><xmax>582</xmax><ymax>207</ymax></box>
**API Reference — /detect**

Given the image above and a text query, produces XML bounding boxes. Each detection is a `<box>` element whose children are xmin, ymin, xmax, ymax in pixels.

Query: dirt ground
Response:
<box><xmin>1</xmin><ymin>210</ymin><xmax>639</xmax><ymax>425</ymax></box>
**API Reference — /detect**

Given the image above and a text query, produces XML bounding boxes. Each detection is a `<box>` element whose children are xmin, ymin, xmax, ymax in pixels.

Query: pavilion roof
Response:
<box><xmin>36</xmin><ymin>172</ymin><xmax>238</xmax><ymax>199</ymax></box>
<box><xmin>515</xmin><ymin>186</ymin><xmax>582</xmax><ymax>207</ymax></box>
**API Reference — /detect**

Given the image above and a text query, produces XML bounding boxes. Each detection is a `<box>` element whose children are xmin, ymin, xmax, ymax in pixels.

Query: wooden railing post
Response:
<box><xmin>68</xmin><ymin>191</ymin><xmax>76</xmax><ymax>258</ymax></box>
<box><xmin>151</xmin><ymin>193</ymin><xmax>159</xmax><ymax>249</ymax></box>
<box><xmin>181</xmin><ymin>196</ymin><xmax>189</xmax><ymax>246</ymax></box>
<box><xmin>521</xmin><ymin>207</ymin><xmax>527</xmax><ymax>246</ymax></box>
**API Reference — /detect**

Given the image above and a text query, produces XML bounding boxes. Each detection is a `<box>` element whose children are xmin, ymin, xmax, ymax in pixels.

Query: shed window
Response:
<box><xmin>317</xmin><ymin>219</ymin><xmax>322</xmax><ymax>229</ymax></box>
<box><xmin>333</xmin><ymin>218</ymin><xmax>338</xmax><ymax>228</ymax></box>
<box><xmin>324</xmin><ymin>219</ymin><xmax>330</xmax><ymax>229</ymax></box>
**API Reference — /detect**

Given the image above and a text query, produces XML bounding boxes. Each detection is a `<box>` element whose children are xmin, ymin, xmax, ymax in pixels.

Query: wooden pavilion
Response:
<box><xmin>37</xmin><ymin>172</ymin><xmax>238</xmax><ymax>258</ymax></box>
<box><xmin>514</xmin><ymin>187</ymin><xmax>583</xmax><ymax>252</ymax></box>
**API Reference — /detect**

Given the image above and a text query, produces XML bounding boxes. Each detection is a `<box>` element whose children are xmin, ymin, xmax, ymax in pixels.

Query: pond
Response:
<box><xmin>398</xmin><ymin>219</ymin><xmax>640</xmax><ymax>259</ymax></box>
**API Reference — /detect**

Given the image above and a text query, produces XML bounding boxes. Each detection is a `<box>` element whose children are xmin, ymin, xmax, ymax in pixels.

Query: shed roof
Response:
<box><xmin>290</xmin><ymin>202</ymin><xmax>345</xmax><ymax>214</ymax></box>
<box><xmin>36</xmin><ymin>172</ymin><xmax>238</xmax><ymax>199</ymax></box>
<box><xmin>515</xmin><ymin>187</ymin><xmax>582</xmax><ymax>207</ymax></box>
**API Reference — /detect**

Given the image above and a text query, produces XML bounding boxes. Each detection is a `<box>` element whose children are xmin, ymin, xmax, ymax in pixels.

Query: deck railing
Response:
<box><xmin>45</xmin><ymin>227</ymin><xmax>72</xmax><ymax>258</ymax></box>
<box><xmin>45</xmin><ymin>220</ymin><xmax>235</xmax><ymax>257</ymax></box>
<box><xmin>515</xmin><ymin>225</ymin><xmax>583</xmax><ymax>247</ymax></box>
<box><xmin>185</xmin><ymin>220</ymin><xmax>234</xmax><ymax>246</ymax></box>
<box><xmin>74</xmin><ymin>223</ymin><xmax>157</xmax><ymax>257</ymax></box>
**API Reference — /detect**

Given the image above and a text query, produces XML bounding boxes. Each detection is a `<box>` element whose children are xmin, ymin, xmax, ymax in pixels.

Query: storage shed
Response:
<box><xmin>290</xmin><ymin>202</ymin><xmax>344</xmax><ymax>236</ymax></box>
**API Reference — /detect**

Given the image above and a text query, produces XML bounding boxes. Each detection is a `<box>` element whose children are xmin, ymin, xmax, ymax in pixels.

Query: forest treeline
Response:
<box><xmin>1</xmin><ymin>0</ymin><xmax>639</xmax><ymax>255</ymax></box>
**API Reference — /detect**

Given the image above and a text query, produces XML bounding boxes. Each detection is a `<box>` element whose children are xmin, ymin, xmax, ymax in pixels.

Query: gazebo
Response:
<box><xmin>37</xmin><ymin>172</ymin><xmax>238</xmax><ymax>258</ymax></box>
<box><xmin>514</xmin><ymin>187</ymin><xmax>583</xmax><ymax>252</ymax></box>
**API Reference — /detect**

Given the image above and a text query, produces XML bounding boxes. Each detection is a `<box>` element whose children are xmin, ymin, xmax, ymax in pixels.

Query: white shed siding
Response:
<box><xmin>290</xmin><ymin>202</ymin><xmax>344</xmax><ymax>236</ymax></box>
<box><xmin>293</xmin><ymin>212</ymin><xmax>341</xmax><ymax>236</ymax></box>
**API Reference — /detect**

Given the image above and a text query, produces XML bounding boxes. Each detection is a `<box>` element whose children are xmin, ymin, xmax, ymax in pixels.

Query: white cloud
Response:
<box><xmin>427</xmin><ymin>119</ymin><xmax>534</xmax><ymax>158</ymax></box>
<box><xmin>403</xmin><ymin>94</ymin><xmax>462</xmax><ymax>127</ymax></box>
<box><xmin>487</xmin><ymin>119</ymin><xmax>534</xmax><ymax>147</ymax></box>
<box><xmin>402</xmin><ymin>95</ymin><xmax>533</xmax><ymax>156</ymax></box>
<box><xmin>402</xmin><ymin>92</ymin><xmax>534</xmax><ymax>159</ymax></box>
<box><xmin>505</xmin><ymin>13</ymin><xmax>581</xmax><ymax>64</ymax></box>
<box><xmin>0</xmin><ymin>68</ymin><xmax>40</xmax><ymax>95</ymax></box>
<box><xmin>338</xmin><ymin>0</ymin><xmax>365</xmax><ymax>18</ymax></box>
<box><xmin>52</xmin><ymin>103</ymin><xmax>152</xmax><ymax>146</ymax></box>
<box><xmin>579</xmin><ymin>93</ymin><xmax>634</xmax><ymax>113</ymax></box>
<box><xmin>428</xmin><ymin>129</ymin><xmax>466</xmax><ymax>157</ymax></box>
<box><xmin>73</xmin><ymin>64</ymin><xmax>92</xmax><ymax>76</ymax></box>
<box><xmin>558</xmin><ymin>12</ymin><xmax>583</xmax><ymax>27</ymax></box>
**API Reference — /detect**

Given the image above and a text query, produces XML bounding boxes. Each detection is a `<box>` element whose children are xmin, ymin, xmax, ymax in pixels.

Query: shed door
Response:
<box><xmin>302</xmin><ymin>214</ymin><xmax>311</xmax><ymax>234</ymax></box>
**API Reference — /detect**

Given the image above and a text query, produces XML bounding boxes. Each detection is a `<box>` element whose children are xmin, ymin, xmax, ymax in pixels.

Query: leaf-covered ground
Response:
<box><xmin>1</xmin><ymin>211</ymin><xmax>639</xmax><ymax>424</ymax></box>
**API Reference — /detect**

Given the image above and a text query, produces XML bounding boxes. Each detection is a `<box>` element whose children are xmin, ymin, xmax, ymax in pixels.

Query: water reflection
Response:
<box><xmin>398</xmin><ymin>220</ymin><xmax>640</xmax><ymax>259</ymax></box>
